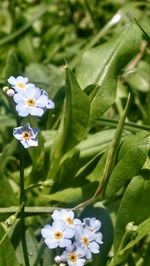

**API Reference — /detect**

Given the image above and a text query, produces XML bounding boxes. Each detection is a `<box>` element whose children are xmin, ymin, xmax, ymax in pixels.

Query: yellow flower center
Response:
<box><xmin>53</xmin><ymin>231</ymin><xmax>63</xmax><ymax>240</ymax></box>
<box><xmin>25</xmin><ymin>98</ymin><xmax>36</xmax><ymax>107</ymax></box>
<box><xmin>16</xmin><ymin>82</ymin><xmax>26</xmax><ymax>89</ymax></box>
<box><xmin>22</xmin><ymin>131</ymin><xmax>31</xmax><ymax>140</ymax></box>
<box><xmin>81</xmin><ymin>236</ymin><xmax>89</xmax><ymax>246</ymax></box>
<box><xmin>68</xmin><ymin>252</ymin><xmax>78</xmax><ymax>262</ymax></box>
<box><xmin>65</xmin><ymin>217</ymin><xmax>74</xmax><ymax>225</ymax></box>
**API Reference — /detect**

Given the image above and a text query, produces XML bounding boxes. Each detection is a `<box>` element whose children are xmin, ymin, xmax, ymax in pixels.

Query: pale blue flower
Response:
<box><xmin>60</xmin><ymin>244</ymin><xmax>86</xmax><ymax>266</ymax></box>
<box><xmin>83</xmin><ymin>217</ymin><xmax>101</xmax><ymax>232</ymax></box>
<box><xmin>41</xmin><ymin>220</ymin><xmax>74</xmax><ymax>249</ymax></box>
<box><xmin>74</xmin><ymin>226</ymin><xmax>102</xmax><ymax>259</ymax></box>
<box><xmin>13</xmin><ymin>85</ymin><xmax>51</xmax><ymax>117</ymax></box>
<box><xmin>7</xmin><ymin>76</ymin><xmax>32</xmax><ymax>92</ymax></box>
<box><xmin>41</xmin><ymin>89</ymin><xmax>55</xmax><ymax>110</ymax></box>
<box><xmin>52</xmin><ymin>209</ymin><xmax>81</xmax><ymax>228</ymax></box>
<box><xmin>13</xmin><ymin>123</ymin><xmax>39</xmax><ymax>148</ymax></box>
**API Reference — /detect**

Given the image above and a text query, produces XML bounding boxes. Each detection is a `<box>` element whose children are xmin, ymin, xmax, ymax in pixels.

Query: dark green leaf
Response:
<box><xmin>49</xmin><ymin>67</ymin><xmax>90</xmax><ymax>179</ymax></box>
<box><xmin>0</xmin><ymin>224</ymin><xmax>20</xmax><ymax>266</ymax></box>
<box><xmin>4</xmin><ymin>50</ymin><xmax>21</xmax><ymax>79</ymax></box>
<box><xmin>106</xmin><ymin>132</ymin><xmax>149</xmax><ymax>197</ymax></box>
<box><xmin>114</xmin><ymin>170</ymin><xmax>150</xmax><ymax>252</ymax></box>
<box><xmin>76</xmin><ymin>23</ymin><xmax>142</xmax><ymax>126</ymax></box>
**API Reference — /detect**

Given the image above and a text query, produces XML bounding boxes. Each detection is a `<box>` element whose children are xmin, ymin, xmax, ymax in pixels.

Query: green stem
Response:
<box><xmin>19</xmin><ymin>144</ymin><xmax>30</xmax><ymax>266</ymax></box>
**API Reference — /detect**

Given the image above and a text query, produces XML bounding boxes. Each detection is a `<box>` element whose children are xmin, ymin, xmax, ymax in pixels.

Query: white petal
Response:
<box><xmin>17</xmin><ymin>76</ymin><xmax>28</xmax><ymax>84</ymax></box>
<box><xmin>7</xmin><ymin>76</ymin><xmax>16</xmax><ymax>85</ymax></box>
<box><xmin>28</xmin><ymin>139</ymin><xmax>38</xmax><ymax>147</ymax></box>
<box><xmin>46</xmin><ymin>100</ymin><xmax>55</xmax><ymax>109</ymax></box>
<box><xmin>29</xmin><ymin>107</ymin><xmax>44</xmax><ymax>117</ymax></box>
<box><xmin>59</xmin><ymin>238</ymin><xmax>71</xmax><ymax>248</ymax></box>
<box><xmin>36</xmin><ymin>95</ymin><xmax>48</xmax><ymax>107</ymax></box>
<box><xmin>13</xmin><ymin>93</ymin><xmax>24</xmax><ymax>103</ymax></box>
<box><xmin>44</xmin><ymin>238</ymin><xmax>58</xmax><ymax>249</ymax></box>
<box><xmin>41</xmin><ymin>225</ymin><xmax>53</xmax><ymax>238</ymax></box>
<box><xmin>16</xmin><ymin>105</ymin><xmax>29</xmax><ymax>117</ymax></box>
<box><xmin>89</xmin><ymin>241</ymin><xmax>100</xmax><ymax>253</ymax></box>
<box><xmin>20</xmin><ymin>140</ymin><xmax>29</xmax><ymax>148</ymax></box>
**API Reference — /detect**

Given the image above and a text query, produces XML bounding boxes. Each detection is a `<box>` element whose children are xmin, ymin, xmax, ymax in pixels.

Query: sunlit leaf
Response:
<box><xmin>0</xmin><ymin>224</ymin><xmax>20</xmax><ymax>266</ymax></box>
<box><xmin>76</xmin><ymin>23</ymin><xmax>142</xmax><ymax>126</ymax></box>
<box><xmin>114</xmin><ymin>170</ymin><xmax>150</xmax><ymax>252</ymax></box>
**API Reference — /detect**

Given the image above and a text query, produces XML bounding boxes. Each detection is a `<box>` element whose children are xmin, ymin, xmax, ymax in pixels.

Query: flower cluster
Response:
<box><xmin>6</xmin><ymin>76</ymin><xmax>55</xmax><ymax>148</ymax></box>
<box><xmin>41</xmin><ymin>209</ymin><xmax>103</xmax><ymax>266</ymax></box>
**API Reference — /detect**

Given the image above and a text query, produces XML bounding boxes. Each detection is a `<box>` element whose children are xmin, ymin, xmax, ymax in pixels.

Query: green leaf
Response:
<box><xmin>114</xmin><ymin>170</ymin><xmax>150</xmax><ymax>252</ymax></box>
<box><xmin>4</xmin><ymin>50</ymin><xmax>21</xmax><ymax>79</ymax></box>
<box><xmin>0</xmin><ymin>224</ymin><xmax>20</xmax><ymax>266</ymax></box>
<box><xmin>77</xmin><ymin>129</ymin><xmax>116</xmax><ymax>159</ymax></box>
<box><xmin>111</xmin><ymin>215</ymin><xmax>150</xmax><ymax>266</ymax></box>
<box><xmin>15</xmin><ymin>229</ymin><xmax>38</xmax><ymax>266</ymax></box>
<box><xmin>76</xmin><ymin>23</ymin><xmax>142</xmax><ymax>126</ymax></box>
<box><xmin>0</xmin><ymin>174</ymin><xmax>17</xmax><ymax>207</ymax></box>
<box><xmin>141</xmin><ymin>244</ymin><xmax>150</xmax><ymax>266</ymax></box>
<box><xmin>49</xmin><ymin>67</ymin><xmax>90</xmax><ymax>179</ymax></box>
<box><xmin>39</xmin><ymin>182</ymin><xmax>97</xmax><ymax>205</ymax></box>
<box><xmin>57</xmin><ymin>148</ymin><xmax>80</xmax><ymax>184</ymax></box>
<box><xmin>0</xmin><ymin>174</ymin><xmax>17</xmax><ymax>221</ymax></box>
<box><xmin>105</xmin><ymin>132</ymin><xmax>149</xmax><ymax>197</ymax></box>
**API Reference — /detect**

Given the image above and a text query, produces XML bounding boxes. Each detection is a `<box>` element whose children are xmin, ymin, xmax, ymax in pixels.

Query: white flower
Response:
<box><xmin>75</xmin><ymin>226</ymin><xmax>101</xmax><ymax>259</ymax></box>
<box><xmin>41</xmin><ymin>220</ymin><xmax>74</xmax><ymax>249</ymax></box>
<box><xmin>13</xmin><ymin>123</ymin><xmax>39</xmax><ymax>148</ymax></box>
<box><xmin>52</xmin><ymin>209</ymin><xmax>81</xmax><ymax>228</ymax></box>
<box><xmin>7</xmin><ymin>76</ymin><xmax>31</xmax><ymax>92</ymax></box>
<box><xmin>13</xmin><ymin>85</ymin><xmax>50</xmax><ymax>117</ymax></box>
<box><xmin>61</xmin><ymin>244</ymin><xmax>86</xmax><ymax>266</ymax></box>
<box><xmin>83</xmin><ymin>217</ymin><xmax>101</xmax><ymax>232</ymax></box>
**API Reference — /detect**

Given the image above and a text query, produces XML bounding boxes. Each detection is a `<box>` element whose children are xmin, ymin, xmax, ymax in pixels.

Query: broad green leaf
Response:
<box><xmin>17</xmin><ymin>35</ymin><xmax>37</xmax><ymax>64</ymax></box>
<box><xmin>77</xmin><ymin>129</ymin><xmax>116</xmax><ymax>159</ymax></box>
<box><xmin>114</xmin><ymin>170</ymin><xmax>150</xmax><ymax>252</ymax></box>
<box><xmin>38</xmin><ymin>182</ymin><xmax>97</xmax><ymax>205</ymax></box>
<box><xmin>15</xmin><ymin>229</ymin><xmax>38</xmax><ymax>266</ymax></box>
<box><xmin>111</xmin><ymin>215</ymin><xmax>150</xmax><ymax>266</ymax></box>
<box><xmin>141</xmin><ymin>244</ymin><xmax>150</xmax><ymax>266</ymax></box>
<box><xmin>4</xmin><ymin>50</ymin><xmax>21</xmax><ymax>79</ymax></box>
<box><xmin>48</xmin><ymin>67</ymin><xmax>90</xmax><ymax>179</ymax></box>
<box><xmin>57</xmin><ymin>148</ymin><xmax>80</xmax><ymax>184</ymax></box>
<box><xmin>0</xmin><ymin>140</ymin><xmax>17</xmax><ymax>175</ymax></box>
<box><xmin>0</xmin><ymin>174</ymin><xmax>17</xmax><ymax>207</ymax></box>
<box><xmin>76</xmin><ymin>23</ymin><xmax>142</xmax><ymax>126</ymax></box>
<box><xmin>127</xmin><ymin>61</ymin><xmax>150</xmax><ymax>92</ymax></box>
<box><xmin>80</xmin><ymin>206</ymin><xmax>114</xmax><ymax>266</ymax></box>
<box><xmin>105</xmin><ymin>132</ymin><xmax>149</xmax><ymax>197</ymax></box>
<box><xmin>0</xmin><ymin>224</ymin><xmax>20</xmax><ymax>266</ymax></box>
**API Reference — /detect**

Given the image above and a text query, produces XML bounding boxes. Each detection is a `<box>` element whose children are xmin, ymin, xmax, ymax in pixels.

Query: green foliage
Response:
<box><xmin>0</xmin><ymin>0</ymin><xmax>150</xmax><ymax>265</ymax></box>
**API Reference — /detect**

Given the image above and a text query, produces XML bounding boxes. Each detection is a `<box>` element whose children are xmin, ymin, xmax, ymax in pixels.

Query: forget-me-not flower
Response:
<box><xmin>13</xmin><ymin>85</ymin><xmax>53</xmax><ymax>117</ymax></box>
<box><xmin>41</xmin><ymin>220</ymin><xmax>74</xmax><ymax>249</ymax></box>
<box><xmin>7</xmin><ymin>76</ymin><xmax>31</xmax><ymax>92</ymax></box>
<box><xmin>74</xmin><ymin>226</ymin><xmax>102</xmax><ymax>259</ymax></box>
<box><xmin>13</xmin><ymin>123</ymin><xmax>39</xmax><ymax>148</ymax></box>
<box><xmin>60</xmin><ymin>244</ymin><xmax>86</xmax><ymax>266</ymax></box>
<box><xmin>52</xmin><ymin>209</ymin><xmax>82</xmax><ymax>228</ymax></box>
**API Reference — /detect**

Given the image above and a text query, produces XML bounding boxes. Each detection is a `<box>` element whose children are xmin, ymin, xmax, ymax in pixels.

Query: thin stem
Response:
<box><xmin>19</xmin><ymin>144</ymin><xmax>30</xmax><ymax>266</ymax></box>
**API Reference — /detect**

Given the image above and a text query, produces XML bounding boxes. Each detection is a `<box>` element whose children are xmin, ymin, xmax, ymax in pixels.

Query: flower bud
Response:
<box><xmin>6</xmin><ymin>88</ymin><xmax>15</xmax><ymax>97</ymax></box>
<box><xmin>3</xmin><ymin>86</ymin><xmax>9</xmax><ymax>93</ymax></box>
<box><xmin>5</xmin><ymin>215</ymin><xmax>16</xmax><ymax>227</ymax></box>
